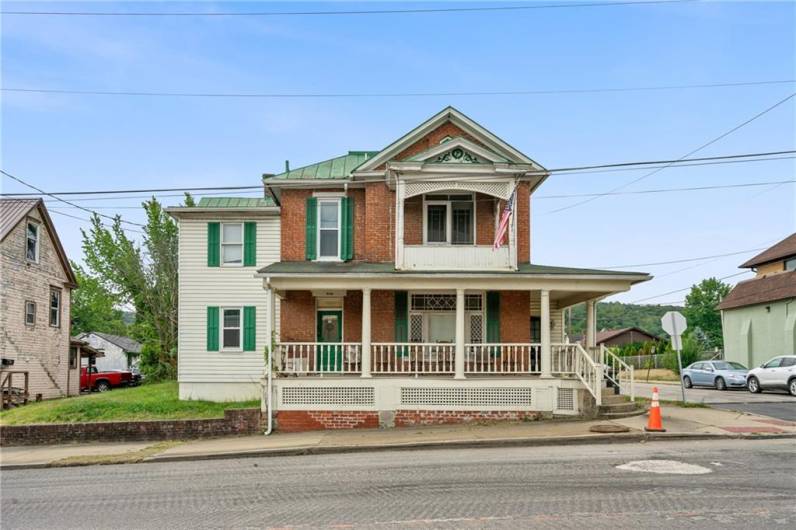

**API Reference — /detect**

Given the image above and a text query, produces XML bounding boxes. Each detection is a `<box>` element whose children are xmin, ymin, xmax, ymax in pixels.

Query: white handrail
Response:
<box><xmin>573</xmin><ymin>343</ymin><xmax>602</xmax><ymax>406</ymax></box>
<box><xmin>600</xmin><ymin>344</ymin><xmax>635</xmax><ymax>401</ymax></box>
<box><xmin>465</xmin><ymin>343</ymin><xmax>541</xmax><ymax>374</ymax></box>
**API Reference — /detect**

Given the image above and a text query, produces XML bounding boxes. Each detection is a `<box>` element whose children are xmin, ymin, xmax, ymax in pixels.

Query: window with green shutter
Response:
<box><xmin>207</xmin><ymin>306</ymin><xmax>219</xmax><ymax>351</ymax></box>
<box><xmin>207</xmin><ymin>223</ymin><xmax>220</xmax><ymax>267</ymax></box>
<box><xmin>342</xmin><ymin>196</ymin><xmax>354</xmax><ymax>260</ymax></box>
<box><xmin>243</xmin><ymin>306</ymin><xmax>256</xmax><ymax>351</ymax></box>
<box><xmin>395</xmin><ymin>291</ymin><xmax>408</xmax><ymax>356</ymax></box>
<box><xmin>243</xmin><ymin>222</ymin><xmax>256</xmax><ymax>266</ymax></box>
<box><xmin>305</xmin><ymin>197</ymin><xmax>317</xmax><ymax>260</ymax></box>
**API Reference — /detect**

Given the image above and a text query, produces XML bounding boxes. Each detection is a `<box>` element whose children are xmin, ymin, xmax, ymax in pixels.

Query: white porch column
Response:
<box><xmin>265</xmin><ymin>287</ymin><xmax>277</xmax><ymax>369</ymax></box>
<box><xmin>540</xmin><ymin>289</ymin><xmax>552</xmax><ymax>378</ymax></box>
<box><xmin>395</xmin><ymin>177</ymin><xmax>405</xmax><ymax>270</ymax></box>
<box><xmin>586</xmin><ymin>300</ymin><xmax>596</xmax><ymax>349</ymax></box>
<box><xmin>361</xmin><ymin>288</ymin><xmax>372</xmax><ymax>378</ymax></box>
<box><xmin>454</xmin><ymin>288</ymin><xmax>466</xmax><ymax>379</ymax></box>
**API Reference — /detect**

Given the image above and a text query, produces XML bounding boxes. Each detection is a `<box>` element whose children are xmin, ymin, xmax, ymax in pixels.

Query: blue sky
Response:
<box><xmin>2</xmin><ymin>1</ymin><xmax>794</xmax><ymax>305</ymax></box>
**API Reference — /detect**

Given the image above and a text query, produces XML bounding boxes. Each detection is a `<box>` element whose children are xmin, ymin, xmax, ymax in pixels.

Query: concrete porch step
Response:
<box><xmin>598</xmin><ymin>399</ymin><xmax>646</xmax><ymax>419</ymax></box>
<box><xmin>601</xmin><ymin>394</ymin><xmax>627</xmax><ymax>405</ymax></box>
<box><xmin>599</xmin><ymin>402</ymin><xmax>639</xmax><ymax>414</ymax></box>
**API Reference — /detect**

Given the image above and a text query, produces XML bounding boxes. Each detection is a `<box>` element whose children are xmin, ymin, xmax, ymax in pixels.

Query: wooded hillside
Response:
<box><xmin>567</xmin><ymin>301</ymin><xmax>683</xmax><ymax>337</ymax></box>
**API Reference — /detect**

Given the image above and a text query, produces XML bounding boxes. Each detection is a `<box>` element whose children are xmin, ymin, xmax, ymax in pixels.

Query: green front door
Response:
<box><xmin>316</xmin><ymin>310</ymin><xmax>343</xmax><ymax>372</ymax></box>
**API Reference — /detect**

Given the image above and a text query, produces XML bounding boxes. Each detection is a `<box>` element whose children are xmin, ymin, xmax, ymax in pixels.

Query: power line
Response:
<box><xmin>546</xmin><ymin>91</ymin><xmax>796</xmax><ymax>213</ymax></box>
<box><xmin>631</xmin><ymin>270</ymin><xmax>751</xmax><ymax>303</ymax></box>
<box><xmin>0</xmin><ymin>1</ymin><xmax>696</xmax><ymax>17</ymax></box>
<box><xmin>1</xmin><ymin>169</ymin><xmax>146</xmax><ymax>228</ymax></box>
<box><xmin>2</xmin><ymin>150</ymin><xmax>792</xmax><ymax>198</ymax></box>
<box><xmin>47</xmin><ymin>208</ymin><xmax>145</xmax><ymax>234</ymax></box>
<box><xmin>598</xmin><ymin>247</ymin><xmax>769</xmax><ymax>269</ymax></box>
<box><xmin>5</xmin><ymin>79</ymin><xmax>794</xmax><ymax>99</ymax></box>
<box><xmin>536</xmin><ymin>179</ymin><xmax>795</xmax><ymax>199</ymax></box>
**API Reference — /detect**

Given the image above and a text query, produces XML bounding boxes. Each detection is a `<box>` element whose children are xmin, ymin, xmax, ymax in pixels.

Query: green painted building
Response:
<box><xmin>719</xmin><ymin>233</ymin><xmax>796</xmax><ymax>368</ymax></box>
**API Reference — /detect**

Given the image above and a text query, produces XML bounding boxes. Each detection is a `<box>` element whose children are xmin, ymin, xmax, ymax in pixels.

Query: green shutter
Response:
<box><xmin>207</xmin><ymin>306</ymin><xmax>219</xmax><ymax>351</ymax></box>
<box><xmin>207</xmin><ymin>223</ymin><xmax>220</xmax><ymax>267</ymax></box>
<box><xmin>305</xmin><ymin>197</ymin><xmax>317</xmax><ymax>260</ymax></box>
<box><xmin>340</xmin><ymin>198</ymin><xmax>348</xmax><ymax>261</ymax></box>
<box><xmin>486</xmin><ymin>291</ymin><xmax>500</xmax><ymax>344</ymax></box>
<box><xmin>394</xmin><ymin>291</ymin><xmax>408</xmax><ymax>349</ymax></box>
<box><xmin>344</xmin><ymin>197</ymin><xmax>354</xmax><ymax>260</ymax></box>
<box><xmin>244</xmin><ymin>222</ymin><xmax>256</xmax><ymax>266</ymax></box>
<box><xmin>243</xmin><ymin>306</ymin><xmax>256</xmax><ymax>351</ymax></box>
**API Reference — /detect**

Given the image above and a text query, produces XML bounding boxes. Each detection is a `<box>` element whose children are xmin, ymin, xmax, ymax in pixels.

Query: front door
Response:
<box><xmin>316</xmin><ymin>310</ymin><xmax>343</xmax><ymax>371</ymax></box>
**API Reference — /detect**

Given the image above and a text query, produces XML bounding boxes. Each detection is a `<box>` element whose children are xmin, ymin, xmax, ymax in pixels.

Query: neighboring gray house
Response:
<box><xmin>75</xmin><ymin>332</ymin><xmax>142</xmax><ymax>372</ymax></box>
<box><xmin>1</xmin><ymin>198</ymin><xmax>79</xmax><ymax>399</ymax></box>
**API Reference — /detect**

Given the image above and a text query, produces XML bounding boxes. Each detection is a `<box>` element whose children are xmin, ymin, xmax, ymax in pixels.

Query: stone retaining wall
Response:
<box><xmin>0</xmin><ymin>408</ymin><xmax>263</xmax><ymax>446</ymax></box>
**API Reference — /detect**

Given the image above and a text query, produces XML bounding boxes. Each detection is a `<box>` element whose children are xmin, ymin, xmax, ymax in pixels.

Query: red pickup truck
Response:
<box><xmin>80</xmin><ymin>367</ymin><xmax>141</xmax><ymax>392</ymax></box>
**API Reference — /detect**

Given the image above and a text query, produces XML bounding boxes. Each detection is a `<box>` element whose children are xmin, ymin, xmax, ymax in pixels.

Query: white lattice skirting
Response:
<box><xmin>273</xmin><ymin>377</ymin><xmax>584</xmax><ymax>415</ymax></box>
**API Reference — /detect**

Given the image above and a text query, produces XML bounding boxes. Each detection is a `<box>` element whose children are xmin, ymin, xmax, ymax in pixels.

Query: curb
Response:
<box><xmin>5</xmin><ymin>431</ymin><xmax>794</xmax><ymax>470</ymax></box>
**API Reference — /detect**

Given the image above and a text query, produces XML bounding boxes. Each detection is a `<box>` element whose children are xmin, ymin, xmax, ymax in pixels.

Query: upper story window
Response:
<box><xmin>786</xmin><ymin>257</ymin><xmax>796</xmax><ymax>271</ymax></box>
<box><xmin>221</xmin><ymin>223</ymin><xmax>243</xmax><ymax>266</ymax></box>
<box><xmin>49</xmin><ymin>287</ymin><xmax>61</xmax><ymax>327</ymax></box>
<box><xmin>423</xmin><ymin>194</ymin><xmax>474</xmax><ymax>245</ymax></box>
<box><xmin>25</xmin><ymin>300</ymin><xmax>36</xmax><ymax>326</ymax></box>
<box><xmin>26</xmin><ymin>221</ymin><xmax>40</xmax><ymax>262</ymax></box>
<box><xmin>318</xmin><ymin>199</ymin><xmax>341</xmax><ymax>259</ymax></box>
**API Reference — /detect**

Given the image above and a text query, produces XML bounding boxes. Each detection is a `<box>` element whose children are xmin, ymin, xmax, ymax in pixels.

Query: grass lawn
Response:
<box><xmin>0</xmin><ymin>382</ymin><xmax>259</xmax><ymax>426</ymax></box>
<box><xmin>637</xmin><ymin>368</ymin><xmax>680</xmax><ymax>382</ymax></box>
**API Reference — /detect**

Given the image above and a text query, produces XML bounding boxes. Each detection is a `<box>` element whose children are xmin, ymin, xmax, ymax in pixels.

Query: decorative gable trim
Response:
<box><xmin>354</xmin><ymin>106</ymin><xmax>545</xmax><ymax>173</ymax></box>
<box><xmin>407</xmin><ymin>137</ymin><xmax>510</xmax><ymax>165</ymax></box>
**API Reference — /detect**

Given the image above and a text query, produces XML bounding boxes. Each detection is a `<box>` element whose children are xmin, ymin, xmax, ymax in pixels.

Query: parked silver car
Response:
<box><xmin>682</xmin><ymin>360</ymin><xmax>748</xmax><ymax>391</ymax></box>
<box><xmin>747</xmin><ymin>355</ymin><xmax>796</xmax><ymax>396</ymax></box>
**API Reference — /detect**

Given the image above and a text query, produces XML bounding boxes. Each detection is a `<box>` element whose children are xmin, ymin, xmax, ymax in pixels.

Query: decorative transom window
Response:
<box><xmin>49</xmin><ymin>288</ymin><xmax>61</xmax><ymax>327</ymax></box>
<box><xmin>318</xmin><ymin>199</ymin><xmax>341</xmax><ymax>259</ymax></box>
<box><xmin>222</xmin><ymin>308</ymin><xmax>242</xmax><ymax>350</ymax></box>
<box><xmin>410</xmin><ymin>294</ymin><xmax>482</xmax><ymax>311</ymax></box>
<box><xmin>423</xmin><ymin>194</ymin><xmax>474</xmax><ymax>245</ymax></box>
<box><xmin>26</xmin><ymin>221</ymin><xmax>40</xmax><ymax>262</ymax></box>
<box><xmin>469</xmin><ymin>314</ymin><xmax>484</xmax><ymax>343</ymax></box>
<box><xmin>221</xmin><ymin>223</ymin><xmax>243</xmax><ymax>266</ymax></box>
<box><xmin>25</xmin><ymin>300</ymin><xmax>36</xmax><ymax>326</ymax></box>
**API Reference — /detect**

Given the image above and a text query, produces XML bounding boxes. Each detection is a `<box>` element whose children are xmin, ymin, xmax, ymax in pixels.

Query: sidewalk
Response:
<box><xmin>2</xmin><ymin>405</ymin><xmax>795</xmax><ymax>469</ymax></box>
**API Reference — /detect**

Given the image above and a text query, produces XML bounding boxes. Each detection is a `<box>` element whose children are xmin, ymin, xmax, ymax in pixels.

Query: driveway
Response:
<box><xmin>634</xmin><ymin>382</ymin><xmax>795</xmax><ymax>421</ymax></box>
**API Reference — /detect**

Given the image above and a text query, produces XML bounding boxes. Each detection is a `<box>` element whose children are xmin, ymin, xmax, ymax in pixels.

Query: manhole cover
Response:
<box><xmin>616</xmin><ymin>460</ymin><xmax>712</xmax><ymax>475</ymax></box>
<box><xmin>589</xmin><ymin>424</ymin><xmax>630</xmax><ymax>433</ymax></box>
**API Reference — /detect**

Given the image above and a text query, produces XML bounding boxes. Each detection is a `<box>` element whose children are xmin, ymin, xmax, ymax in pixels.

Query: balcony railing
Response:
<box><xmin>402</xmin><ymin>245</ymin><xmax>512</xmax><ymax>271</ymax></box>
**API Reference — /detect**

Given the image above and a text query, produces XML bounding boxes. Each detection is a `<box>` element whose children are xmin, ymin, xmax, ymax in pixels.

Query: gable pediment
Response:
<box><xmin>408</xmin><ymin>137</ymin><xmax>509</xmax><ymax>165</ymax></box>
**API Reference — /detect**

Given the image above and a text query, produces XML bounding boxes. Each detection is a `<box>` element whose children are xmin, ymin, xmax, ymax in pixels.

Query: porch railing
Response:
<box><xmin>571</xmin><ymin>344</ymin><xmax>602</xmax><ymax>406</ymax></box>
<box><xmin>464</xmin><ymin>344</ymin><xmax>541</xmax><ymax>374</ymax></box>
<box><xmin>278</xmin><ymin>342</ymin><xmax>361</xmax><ymax>375</ymax></box>
<box><xmin>601</xmin><ymin>344</ymin><xmax>635</xmax><ymax>401</ymax></box>
<box><xmin>372</xmin><ymin>343</ymin><xmax>455</xmax><ymax>374</ymax></box>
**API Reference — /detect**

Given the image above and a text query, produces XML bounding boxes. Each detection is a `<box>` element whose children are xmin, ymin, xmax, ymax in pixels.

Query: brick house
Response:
<box><xmin>169</xmin><ymin>107</ymin><xmax>650</xmax><ymax>429</ymax></box>
<box><xmin>1</xmin><ymin>199</ymin><xmax>80</xmax><ymax>400</ymax></box>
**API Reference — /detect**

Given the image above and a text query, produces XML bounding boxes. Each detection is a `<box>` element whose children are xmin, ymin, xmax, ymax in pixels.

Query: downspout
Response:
<box><xmin>263</xmin><ymin>276</ymin><xmax>274</xmax><ymax>436</ymax></box>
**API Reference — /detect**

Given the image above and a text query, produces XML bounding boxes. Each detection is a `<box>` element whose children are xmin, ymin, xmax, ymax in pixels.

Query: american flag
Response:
<box><xmin>493</xmin><ymin>188</ymin><xmax>516</xmax><ymax>250</ymax></box>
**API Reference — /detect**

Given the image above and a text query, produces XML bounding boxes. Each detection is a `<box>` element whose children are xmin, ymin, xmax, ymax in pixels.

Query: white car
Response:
<box><xmin>746</xmin><ymin>355</ymin><xmax>796</xmax><ymax>396</ymax></box>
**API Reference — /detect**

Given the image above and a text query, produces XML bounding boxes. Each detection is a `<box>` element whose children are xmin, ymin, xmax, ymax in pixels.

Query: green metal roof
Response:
<box><xmin>197</xmin><ymin>197</ymin><xmax>276</xmax><ymax>208</ymax></box>
<box><xmin>267</xmin><ymin>151</ymin><xmax>379</xmax><ymax>180</ymax></box>
<box><xmin>258</xmin><ymin>261</ymin><xmax>648</xmax><ymax>277</ymax></box>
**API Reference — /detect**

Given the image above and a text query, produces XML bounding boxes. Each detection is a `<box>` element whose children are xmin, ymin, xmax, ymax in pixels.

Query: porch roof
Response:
<box><xmin>258</xmin><ymin>261</ymin><xmax>649</xmax><ymax>281</ymax></box>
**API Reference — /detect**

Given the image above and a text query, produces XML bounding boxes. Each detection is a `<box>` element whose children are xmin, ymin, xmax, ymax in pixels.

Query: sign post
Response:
<box><xmin>661</xmin><ymin>311</ymin><xmax>688</xmax><ymax>403</ymax></box>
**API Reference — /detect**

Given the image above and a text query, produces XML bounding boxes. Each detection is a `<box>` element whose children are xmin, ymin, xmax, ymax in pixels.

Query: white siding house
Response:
<box><xmin>167</xmin><ymin>198</ymin><xmax>280</xmax><ymax>402</ymax></box>
<box><xmin>75</xmin><ymin>332</ymin><xmax>142</xmax><ymax>372</ymax></box>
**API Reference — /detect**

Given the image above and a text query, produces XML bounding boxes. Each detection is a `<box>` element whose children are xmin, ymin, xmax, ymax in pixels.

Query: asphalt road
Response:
<box><xmin>2</xmin><ymin>439</ymin><xmax>795</xmax><ymax>529</ymax></box>
<box><xmin>634</xmin><ymin>382</ymin><xmax>795</xmax><ymax>421</ymax></box>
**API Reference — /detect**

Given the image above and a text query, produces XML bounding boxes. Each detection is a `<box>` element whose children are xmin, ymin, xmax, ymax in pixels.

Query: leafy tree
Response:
<box><xmin>81</xmin><ymin>198</ymin><xmax>178</xmax><ymax>380</ymax></box>
<box><xmin>70</xmin><ymin>262</ymin><xmax>128</xmax><ymax>336</ymax></box>
<box><xmin>183</xmin><ymin>192</ymin><xmax>196</xmax><ymax>207</ymax></box>
<box><xmin>567</xmin><ymin>301</ymin><xmax>682</xmax><ymax>338</ymax></box>
<box><xmin>683</xmin><ymin>278</ymin><xmax>731</xmax><ymax>348</ymax></box>
<box><xmin>663</xmin><ymin>332</ymin><xmax>705</xmax><ymax>374</ymax></box>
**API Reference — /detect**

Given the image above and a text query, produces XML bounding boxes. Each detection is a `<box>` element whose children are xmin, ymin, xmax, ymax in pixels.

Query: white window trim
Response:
<box><xmin>26</xmin><ymin>220</ymin><xmax>40</xmax><ymax>263</ymax></box>
<box><xmin>314</xmin><ymin>304</ymin><xmax>344</xmax><ymax>343</ymax></box>
<box><xmin>220</xmin><ymin>307</ymin><xmax>243</xmax><ymax>352</ymax></box>
<box><xmin>421</xmin><ymin>193</ymin><xmax>476</xmax><ymax>246</ymax></box>
<box><xmin>25</xmin><ymin>300</ymin><xmax>36</xmax><ymax>327</ymax></box>
<box><xmin>316</xmin><ymin>198</ymin><xmax>342</xmax><ymax>262</ymax></box>
<box><xmin>407</xmin><ymin>291</ymin><xmax>485</xmax><ymax>343</ymax></box>
<box><xmin>220</xmin><ymin>222</ymin><xmax>244</xmax><ymax>267</ymax></box>
<box><xmin>49</xmin><ymin>288</ymin><xmax>61</xmax><ymax>328</ymax></box>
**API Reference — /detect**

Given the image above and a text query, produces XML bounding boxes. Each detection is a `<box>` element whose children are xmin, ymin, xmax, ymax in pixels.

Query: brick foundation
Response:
<box><xmin>275</xmin><ymin>410</ymin><xmax>379</xmax><ymax>432</ymax></box>
<box><xmin>394</xmin><ymin>410</ymin><xmax>543</xmax><ymax>427</ymax></box>
<box><xmin>0</xmin><ymin>408</ymin><xmax>264</xmax><ymax>446</ymax></box>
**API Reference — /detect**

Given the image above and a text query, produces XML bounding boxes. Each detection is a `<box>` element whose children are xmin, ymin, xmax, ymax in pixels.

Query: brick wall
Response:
<box><xmin>0</xmin><ymin>206</ymin><xmax>75</xmax><ymax>400</ymax></box>
<box><xmin>403</xmin><ymin>195</ymin><xmax>423</xmax><ymax>245</ymax></box>
<box><xmin>395</xmin><ymin>410</ymin><xmax>542</xmax><ymax>427</ymax></box>
<box><xmin>476</xmin><ymin>193</ymin><xmax>496</xmax><ymax>245</ymax></box>
<box><xmin>343</xmin><ymin>290</ymin><xmax>362</xmax><ymax>342</ymax></box>
<box><xmin>371</xmin><ymin>290</ymin><xmax>396</xmax><ymax>342</ymax></box>
<box><xmin>388</xmin><ymin>122</ymin><xmax>487</xmax><ymax>164</ymax></box>
<box><xmin>516</xmin><ymin>182</ymin><xmax>531</xmax><ymax>263</ymax></box>
<box><xmin>363</xmin><ymin>183</ymin><xmax>394</xmax><ymax>262</ymax></box>
<box><xmin>0</xmin><ymin>409</ymin><xmax>264</xmax><ymax>446</ymax></box>
<box><xmin>279</xmin><ymin>188</ymin><xmax>313</xmax><ymax>261</ymax></box>
<box><xmin>280</xmin><ymin>290</ymin><xmax>315</xmax><ymax>342</ymax></box>
<box><xmin>275</xmin><ymin>410</ymin><xmax>378</xmax><ymax>432</ymax></box>
<box><xmin>500</xmin><ymin>291</ymin><xmax>531</xmax><ymax>343</ymax></box>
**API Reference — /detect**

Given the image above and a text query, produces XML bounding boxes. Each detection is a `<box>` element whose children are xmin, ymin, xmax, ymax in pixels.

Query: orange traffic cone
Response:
<box><xmin>644</xmin><ymin>386</ymin><xmax>666</xmax><ymax>432</ymax></box>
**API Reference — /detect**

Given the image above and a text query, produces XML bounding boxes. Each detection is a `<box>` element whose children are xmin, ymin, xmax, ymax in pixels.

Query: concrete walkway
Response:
<box><xmin>2</xmin><ymin>405</ymin><xmax>795</xmax><ymax>469</ymax></box>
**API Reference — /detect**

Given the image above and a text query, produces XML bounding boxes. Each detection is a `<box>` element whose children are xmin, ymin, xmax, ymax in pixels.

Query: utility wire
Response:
<box><xmin>47</xmin><ymin>208</ymin><xmax>145</xmax><ymax>234</ymax></box>
<box><xmin>631</xmin><ymin>270</ymin><xmax>751</xmax><ymax>303</ymax></box>
<box><xmin>5</xmin><ymin>79</ymin><xmax>793</xmax><ymax>99</ymax></box>
<box><xmin>2</xmin><ymin>150</ymin><xmax>791</xmax><ymax>198</ymax></box>
<box><xmin>1</xmin><ymin>169</ymin><xmax>146</xmax><ymax>228</ymax></box>
<box><xmin>598</xmin><ymin>247</ymin><xmax>769</xmax><ymax>269</ymax></box>
<box><xmin>0</xmin><ymin>1</ymin><xmax>697</xmax><ymax>17</ymax></box>
<box><xmin>547</xmin><ymin>91</ymin><xmax>796</xmax><ymax>213</ymax></box>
